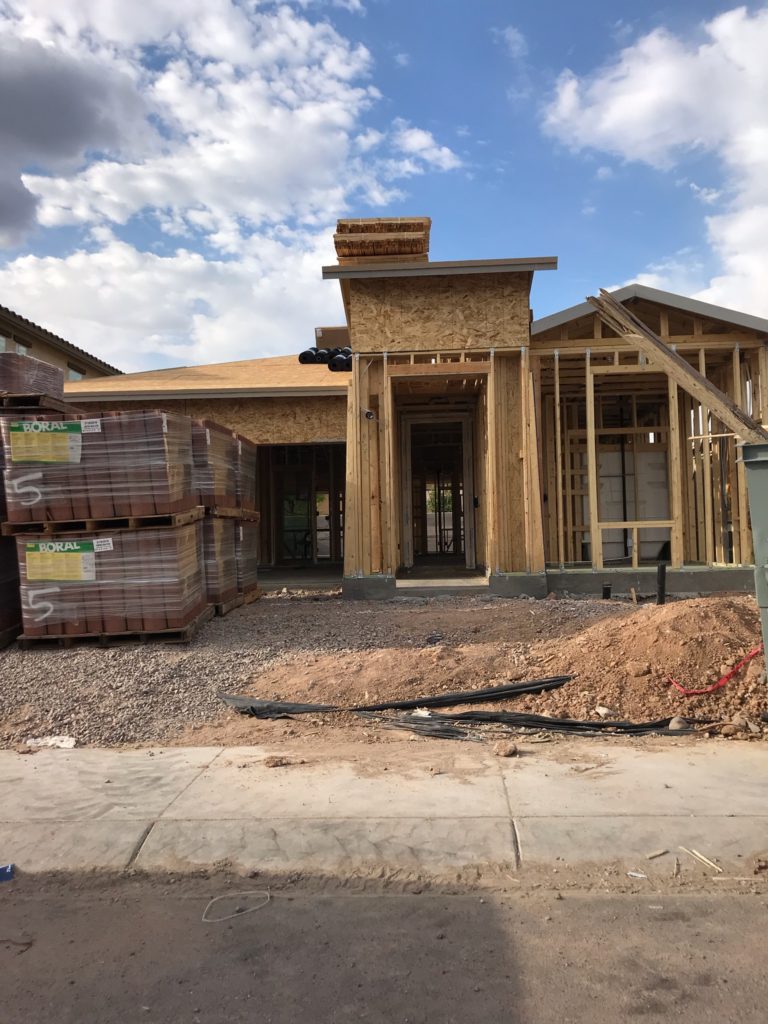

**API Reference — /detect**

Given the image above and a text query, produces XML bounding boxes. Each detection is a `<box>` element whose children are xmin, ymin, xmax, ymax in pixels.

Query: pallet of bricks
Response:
<box><xmin>0</xmin><ymin>353</ymin><xmax>72</xmax><ymax>649</ymax></box>
<box><xmin>193</xmin><ymin>421</ymin><xmax>260</xmax><ymax>615</ymax></box>
<box><xmin>1</xmin><ymin>397</ymin><xmax>211</xmax><ymax>647</ymax></box>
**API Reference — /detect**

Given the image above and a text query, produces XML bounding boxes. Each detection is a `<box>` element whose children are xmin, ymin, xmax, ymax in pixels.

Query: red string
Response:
<box><xmin>667</xmin><ymin>643</ymin><xmax>765</xmax><ymax>696</ymax></box>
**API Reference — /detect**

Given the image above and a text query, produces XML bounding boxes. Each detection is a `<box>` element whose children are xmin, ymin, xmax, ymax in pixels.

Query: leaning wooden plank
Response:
<box><xmin>587</xmin><ymin>290</ymin><xmax>768</xmax><ymax>444</ymax></box>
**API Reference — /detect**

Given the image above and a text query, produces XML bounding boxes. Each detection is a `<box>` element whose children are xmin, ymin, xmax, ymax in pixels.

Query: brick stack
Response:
<box><xmin>235</xmin><ymin>519</ymin><xmax>260</xmax><ymax>595</ymax></box>
<box><xmin>195</xmin><ymin>421</ymin><xmax>260</xmax><ymax>609</ymax></box>
<box><xmin>0</xmin><ymin>353</ymin><xmax>68</xmax><ymax>647</ymax></box>
<box><xmin>15</xmin><ymin>523</ymin><xmax>205</xmax><ymax>638</ymax></box>
<box><xmin>0</xmin><ymin>352</ymin><xmax>64</xmax><ymax>398</ymax></box>
<box><xmin>1</xmin><ymin>411</ymin><xmax>195</xmax><ymax>523</ymax></box>
<box><xmin>193</xmin><ymin>419</ymin><xmax>238</xmax><ymax>508</ymax></box>
<box><xmin>235</xmin><ymin>434</ymin><xmax>258</xmax><ymax>512</ymax></box>
<box><xmin>201</xmin><ymin>516</ymin><xmax>238</xmax><ymax>606</ymax></box>
<box><xmin>1</xmin><ymin>408</ymin><xmax>207</xmax><ymax>641</ymax></box>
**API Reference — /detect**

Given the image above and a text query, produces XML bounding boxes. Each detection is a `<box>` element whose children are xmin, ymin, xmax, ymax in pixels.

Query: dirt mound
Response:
<box><xmin>517</xmin><ymin>595</ymin><xmax>765</xmax><ymax>722</ymax></box>
<box><xmin>243</xmin><ymin>596</ymin><xmax>766</xmax><ymax>728</ymax></box>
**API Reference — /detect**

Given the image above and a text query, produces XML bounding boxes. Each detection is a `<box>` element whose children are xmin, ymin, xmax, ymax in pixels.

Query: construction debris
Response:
<box><xmin>679</xmin><ymin>846</ymin><xmax>723</xmax><ymax>873</ymax></box>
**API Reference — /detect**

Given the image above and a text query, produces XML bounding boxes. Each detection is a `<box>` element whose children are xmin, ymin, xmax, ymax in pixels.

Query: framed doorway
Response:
<box><xmin>399</xmin><ymin>412</ymin><xmax>476</xmax><ymax>570</ymax></box>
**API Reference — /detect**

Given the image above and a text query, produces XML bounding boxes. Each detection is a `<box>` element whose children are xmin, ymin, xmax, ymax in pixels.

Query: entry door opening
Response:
<box><xmin>264</xmin><ymin>444</ymin><xmax>345</xmax><ymax>567</ymax></box>
<box><xmin>410</xmin><ymin>421</ymin><xmax>466</xmax><ymax>563</ymax></box>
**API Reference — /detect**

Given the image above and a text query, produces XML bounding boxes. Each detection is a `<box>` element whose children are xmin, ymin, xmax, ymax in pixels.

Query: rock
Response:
<box><xmin>545</xmin><ymin>592</ymin><xmax>557</xmax><ymax>601</ymax></box>
<box><xmin>264</xmin><ymin>755</ymin><xmax>291</xmax><ymax>768</ymax></box>
<box><xmin>730</xmin><ymin>713</ymin><xmax>749</xmax><ymax>730</ymax></box>
<box><xmin>626</xmin><ymin>661</ymin><xmax>651</xmax><ymax>678</ymax></box>
<box><xmin>720</xmin><ymin>724</ymin><xmax>740</xmax><ymax>737</ymax></box>
<box><xmin>493</xmin><ymin>741</ymin><xmax>518</xmax><ymax>758</ymax></box>
<box><xmin>595</xmin><ymin>705</ymin><xmax>618</xmax><ymax>719</ymax></box>
<box><xmin>668</xmin><ymin>716</ymin><xmax>689</xmax><ymax>732</ymax></box>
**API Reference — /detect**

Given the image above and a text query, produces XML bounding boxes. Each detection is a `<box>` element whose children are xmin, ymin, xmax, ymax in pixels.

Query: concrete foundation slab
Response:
<box><xmin>545</xmin><ymin>567</ymin><xmax>755</xmax><ymax>597</ymax></box>
<box><xmin>136</xmin><ymin>817</ymin><xmax>517</xmax><ymax>875</ymax></box>
<box><xmin>342</xmin><ymin>576</ymin><xmax>397</xmax><ymax>600</ymax></box>
<box><xmin>488</xmin><ymin>573</ymin><xmax>548</xmax><ymax>598</ymax></box>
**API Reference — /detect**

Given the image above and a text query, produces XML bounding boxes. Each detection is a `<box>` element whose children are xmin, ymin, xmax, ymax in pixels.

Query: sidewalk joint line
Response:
<box><xmin>126</xmin><ymin>821</ymin><xmax>156</xmax><ymax>868</ymax></box>
<box><xmin>155</xmin><ymin>747</ymin><xmax>226</xmax><ymax>819</ymax></box>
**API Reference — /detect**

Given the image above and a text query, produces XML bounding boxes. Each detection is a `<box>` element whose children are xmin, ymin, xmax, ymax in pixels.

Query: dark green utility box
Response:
<box><xmin>741</xmin><ymin>443</ymin><xmax>768</xmax><ymax>657</ymax></box>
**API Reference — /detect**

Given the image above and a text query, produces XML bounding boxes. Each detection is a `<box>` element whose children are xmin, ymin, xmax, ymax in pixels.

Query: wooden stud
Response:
<box><xmin>732</xmin><ymin>346</ymin><xmax>752</xmax><ymax>564</ymax></box>
<box><xmin>586</xmin><ymin>351</ymin><xmax>603</xmax><ymax>569</ymax></box>
<box><xmin>698</xmin><ymin>350</ymin><xmax>715</xmax><ymax>564</ymax></box>
<box><xmin>667</xmin><ymin>377</ymin><xmax>684</xmax><ymax>568</ymax></box>
<box><xmin>554</xmin><ymin>351</ymin><xmax>565</xmax><ymax>566</ymax></box>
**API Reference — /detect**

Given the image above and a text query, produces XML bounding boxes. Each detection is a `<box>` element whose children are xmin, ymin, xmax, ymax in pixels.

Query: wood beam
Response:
<box><xmin>588</xmin><ymin>291</ymin><xmax>768</xmax><ymax>444</ymax></box>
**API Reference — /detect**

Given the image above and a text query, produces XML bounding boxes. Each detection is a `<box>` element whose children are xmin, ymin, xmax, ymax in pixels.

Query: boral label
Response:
<box><xmin>9</xmin><ymin>421</ymin><xmax>83</xmax><ymax>464</ymax></box>
<box><xmin>25</xmin><ymin>540</ymin><xmax>96</xmax><ymax>581</ymax></box>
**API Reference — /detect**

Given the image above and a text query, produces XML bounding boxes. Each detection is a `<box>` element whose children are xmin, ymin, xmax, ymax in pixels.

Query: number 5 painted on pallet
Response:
<box><xmin>24</xmin><ymin>587</ymin><xmax>61</xmax><ymax>622</ymax></box>
<box><xmin>8</xmin><ymin>471</ymin><xmax>43</xmax><ymax>506</ymax></box>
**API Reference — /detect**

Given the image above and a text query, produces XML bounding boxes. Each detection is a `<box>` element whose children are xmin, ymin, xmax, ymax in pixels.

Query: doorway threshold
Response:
<box><xmin>396</xmin><ymin>576</ymin><xmax>489</xmax><ymax>591</ymax></box>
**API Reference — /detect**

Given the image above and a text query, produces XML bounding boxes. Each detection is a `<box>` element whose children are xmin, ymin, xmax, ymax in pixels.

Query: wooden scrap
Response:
<box><xmin>679</xmin><ymin>846</ymin><xmax>723</xmax><ymax>873</ymax></box>
<box><xmin>646</xmin><ymin>849</ymin><xmax>668</xmax><ymax>860</ymax></box>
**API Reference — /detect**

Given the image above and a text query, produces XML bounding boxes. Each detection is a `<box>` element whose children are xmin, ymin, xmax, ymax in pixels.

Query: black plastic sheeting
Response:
<box><xmin>384</xmin><ymin>710</ymin><xmax>705</xmax><ymax>737</ymax></box>
<box><xmin>220</xmin><ymin>675</ymin><xmax>572</xmax><ymax>720</ymax></box>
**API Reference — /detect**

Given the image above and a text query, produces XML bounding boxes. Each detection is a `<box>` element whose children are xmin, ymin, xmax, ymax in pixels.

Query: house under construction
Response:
<box><xmin>67</xmin><ymin>217</ymin><xmax>768</xmax><ymax>598</ymax></box>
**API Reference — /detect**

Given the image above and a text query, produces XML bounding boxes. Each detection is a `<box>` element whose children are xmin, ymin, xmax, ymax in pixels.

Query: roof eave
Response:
<box><xmin>322</xmin><ymin>256</ymin><xmax>558</xmax><ymax>281</ymax></box>
<box><xmin>66</xmin><ymin>385</ymin><xmax>349</xmax><ymax>402</ymax></box>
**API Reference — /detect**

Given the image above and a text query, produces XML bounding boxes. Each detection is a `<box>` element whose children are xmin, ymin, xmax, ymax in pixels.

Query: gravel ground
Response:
<box><xmin>0</xmin><ymin>591</ymin><xmax>628</xmax><ymax>748</ymax></box>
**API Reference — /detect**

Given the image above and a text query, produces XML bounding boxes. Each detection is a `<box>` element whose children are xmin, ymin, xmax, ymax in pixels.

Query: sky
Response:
<box><xmin>0</xmin><ymin>0</ymin><xmax>767</xmax><ymax>372</ymax></box>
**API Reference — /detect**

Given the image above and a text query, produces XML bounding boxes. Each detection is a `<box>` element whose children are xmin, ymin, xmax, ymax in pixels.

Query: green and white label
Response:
<box><xmin>26</xmin><ymin>540</ymin><xmax>96</xmax><ymax>581</ymax></box>
<box><xmin>9</xmin><ymin>421</ymin><xmax>83</xmax><ymax>464</ymax></box>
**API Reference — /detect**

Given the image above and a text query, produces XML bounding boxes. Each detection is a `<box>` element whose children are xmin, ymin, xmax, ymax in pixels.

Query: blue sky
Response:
<box><xmin>0</xmin><ymin>1</ymin><xmax>766</xmax><ymax>370</ymax></box>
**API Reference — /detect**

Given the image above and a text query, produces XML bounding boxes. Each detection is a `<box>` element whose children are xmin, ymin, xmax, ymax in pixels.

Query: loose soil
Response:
<box><xmin>0</xmin><ymin>592</ymin><xmax>764</xmax><ymax>749</ymax></box>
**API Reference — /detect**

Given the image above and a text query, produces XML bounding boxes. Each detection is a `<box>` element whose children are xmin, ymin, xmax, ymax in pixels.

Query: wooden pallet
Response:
<box><xmin>17</xmin><ymin>606</ymin><xmax>214</xmax><ymax>649</ymax></box>
<box><xmin>206</xmin><ymin>506</ymin><xmax>261</xmax><ymax>522</ymax></box>
<box><xmin>212</xmin><ymin>586</ymin><xmax>262</xmax><ymax>616</ymax></box>
<box><xmin>0</xmin><ymin>393</ymin><xmax>83</xmax><ymax>415</ymax></box>
<box><xmin>213</xmin><ymin>593</ymin><xmax>244</xmax><ymax>616</ymax></box>
<box><xmin>0</xmin><ymin>623</ymin><xmax>21</xmax><ymax>650</ymax></box>
<box><xmin>2</xmin><ymin>507</ymin><xmax>204</xmax><ymax>536</ymax></box>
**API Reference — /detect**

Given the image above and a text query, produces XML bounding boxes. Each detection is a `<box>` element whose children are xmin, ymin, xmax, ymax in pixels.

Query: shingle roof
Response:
<box><xmin>65</xmin><ymin>353</ymin><xmax>347</xmax><ymax>400</ymax></box>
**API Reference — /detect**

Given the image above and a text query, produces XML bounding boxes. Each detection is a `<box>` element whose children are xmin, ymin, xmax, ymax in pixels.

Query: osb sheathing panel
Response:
<box><xmin>348</xmin><ymin>274</ymin><xmax>531</xmax><ymax>352</ymax></box>
<box><xmin>96</xmin><ymin>396</ymin><xmax>347</xmax><ymax>445</ymax></box>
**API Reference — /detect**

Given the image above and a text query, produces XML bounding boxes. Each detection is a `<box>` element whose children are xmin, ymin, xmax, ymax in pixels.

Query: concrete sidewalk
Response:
<box><xmin>1</xmin><ymin>741</ymin><xmax>766</xmax><ymax>877</ymax></box>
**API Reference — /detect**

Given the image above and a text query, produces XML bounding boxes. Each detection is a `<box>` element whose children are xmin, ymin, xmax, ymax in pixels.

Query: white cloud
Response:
<box><xmin>689</xmin><ymin>181</ymin><xmax>722</xmax><ymax>205</ymax></box>
<box><xmin>394</xmin><ymin>52</ymin><xmax>410</xmax><ymax>67</ymax></box>
<box><xmin>492</xmin><ymin>25</ymin><xmax>528</xmax><ymax>59</ymax></box>
<box><xmin>543</xmin><ymin>6</ymin><xmax>768</xmax><ymax>314</ymax></box>
<box><xmin>610</xmin><ymin>248</ymin><xmax>707</xmax><ymax>296</ymax></box>
<box><xmin>0</xmin><ymin>1</ymin><xmax>461</xmax><ymax>368</ymax></box>
<box><xmin>595</xmin><ymin>165</ymin><xmax>614</xmax><ymax>181</ymax></box>
<box><xmin>391</xmin><ymin>119</ymin><xmax>462</xmax><ymax>171</ymax></box>
<box><xmin>581</xmin><ymin>202</ymin><xmax>596</xmax><ymax>217</ymax></box>
<box><xmin>0</xmin><ymin>229</ymin><xmax>342</xmax><ymax>372</ymax></box>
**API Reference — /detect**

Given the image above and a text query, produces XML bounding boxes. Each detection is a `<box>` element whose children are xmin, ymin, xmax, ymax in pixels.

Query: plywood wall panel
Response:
<box><xmin>349</xmin><ymin>274</ymin><xmax>531</xmax><ymax>352</ymax></box>
<box><xmin>91</xmin><ymin>396</ymin><xmax>347</xmax><ymax>445</ymax></box>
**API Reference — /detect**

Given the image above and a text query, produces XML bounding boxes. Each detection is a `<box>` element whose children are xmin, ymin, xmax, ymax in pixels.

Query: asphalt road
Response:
<box><xmin>3</xmin><ymin>876</ymin><xmax>765</xmax><ymax>1023</ymax></box>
